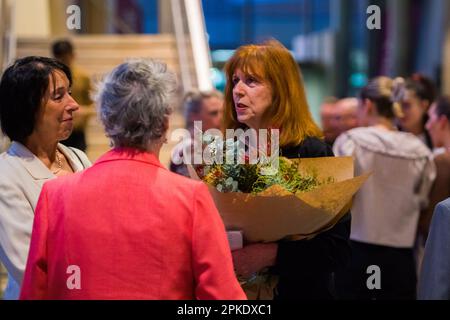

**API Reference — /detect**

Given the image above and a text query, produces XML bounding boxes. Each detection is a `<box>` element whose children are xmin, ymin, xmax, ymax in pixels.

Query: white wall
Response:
<box><xmin>14</xmin><ymin>0</ymin><xmax>50</xmax><ymax>37</ymax></box>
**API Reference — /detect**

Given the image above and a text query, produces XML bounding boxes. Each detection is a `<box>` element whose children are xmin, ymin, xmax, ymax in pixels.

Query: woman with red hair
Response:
<box><xmin>224</xmin><ymin>40</ymin><xmax>351</xmax><ymax>300</ymax></box>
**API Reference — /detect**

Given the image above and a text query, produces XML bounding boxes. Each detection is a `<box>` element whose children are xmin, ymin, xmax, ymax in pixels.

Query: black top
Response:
<box><xmin>273</xmin><ymin>136</ymin><xmax>351</xmax><ymax>300</ymax></box>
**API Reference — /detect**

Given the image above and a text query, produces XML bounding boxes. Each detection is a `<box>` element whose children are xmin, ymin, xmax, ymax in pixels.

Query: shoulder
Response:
<box><xmin>429</xmin><ymin>199</ymin><xmax>450</xmax><ymax>233</ymax></box>
<box><xmin>72</xmin><ymin>65</ymin><xmax>91</xmax><ymax>80</ymax></box>
<box><xmin>436</xmin><ymin>198</ymin><xmax>450</xmax><ymax>213</ymax></box>
<box><xmin>0</xmin><ymin>151</ymin><xmax>29</xmax><ymax>185</ymax></box>
<box><xmin>59</xmin><ymin>144</ymin><xmax>92</xmax><ymax>169</ymax></box>
<box><xmin>163</xmin><ymin>167</ymin><xmax>205</xmax><ymax>191</ymax></box>
<box><xmin>282</xmin><ymin>136</ymin><xmax>333</xmax><ymax>159</ymax></box>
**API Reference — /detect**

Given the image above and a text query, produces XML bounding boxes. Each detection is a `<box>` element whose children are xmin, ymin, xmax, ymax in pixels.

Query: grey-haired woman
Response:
<box><xmin>20</xmin><ymin>59</ymin><xmax>245</xmax><ymax>299</ymax></box>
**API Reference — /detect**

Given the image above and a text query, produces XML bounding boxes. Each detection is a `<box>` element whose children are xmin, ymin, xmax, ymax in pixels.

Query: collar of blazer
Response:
<box><xmin>8</xmin><ymin>141</ymin><xmax>81</xmax><ymax>180</ymax></box>
<box><xmin>94</xmin><ymin>147</ymin><xmax>165</xmax><ymax>169</ymax></box>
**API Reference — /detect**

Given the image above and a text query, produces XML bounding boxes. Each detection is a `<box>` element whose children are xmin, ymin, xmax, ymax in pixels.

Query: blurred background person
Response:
<box><xmin>336</xmin><ymin>97</ymin><xmax>359</xmax><ymax>133</ymax></box>
<box><xmin>52</xmin><ymin>39</ymin><xmax>95</xmax><ymax>152</ymax></box>
<box><xmin>418</xmin><ymin>198</ymin><xmax>450</xmax><ymax>300</ymax></box>
<box><xmin>0</xmin><ymin>56</ymin><xmax>91</xmax><ymax>300</ymax></box>
<box><xmin>333</xmin><ymin>76</ymin><xmax>436</xmax><ymax>300</ymax></box>
<box><xmin>320</xmin><ymin>97</ymin><xmax>340</xmax><ymax>146</ymax></box>
<box><xmin>397</xmin><ymin>74</ymin><xmax>437</xmax><ymax>150</ymax></box>
<box><xmin>20</xmin><ymin>59</ymin><xmax>245</xmax><ymax>300</ymax></box>
<box><xmin>420</xmin><ymin>96</ymin><xmax>450</xmax><ymax>239</ymax></box>
<box><xmin>170</xmin><ymin>89</ymin><xmax>224</xmax><ymax>177</ymax></box>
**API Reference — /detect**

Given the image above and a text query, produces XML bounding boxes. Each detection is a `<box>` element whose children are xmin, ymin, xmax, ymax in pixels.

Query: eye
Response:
<box><xmin>245</xmin><ymin>76</ymin><xmax>258</xmax><ymax>86</ymax></box>
<box><xmin>232</xmin><ymin>76</ymin><xmax>240</xmax><ymax>86</ymax></box>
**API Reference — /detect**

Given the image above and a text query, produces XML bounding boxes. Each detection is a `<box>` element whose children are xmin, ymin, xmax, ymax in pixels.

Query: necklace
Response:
<box><xmin>53</xmin><ymin>149</ymin><xmax>63</xmax><ymax>174</ymax></box>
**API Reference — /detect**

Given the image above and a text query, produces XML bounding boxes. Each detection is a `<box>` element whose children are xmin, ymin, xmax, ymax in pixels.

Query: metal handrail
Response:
<box><xmin>171</xmin><ymin>0</ymin><xmax>193</xmax><ymax>91</ymax></box>
<box><xmin>184</xmin><ymin>0</ymin><xmax>212</xmax><ymax>91</ymax></box>
<box><xmin>170</xmin><ymin>0</ymin><xmax>212</xmax><ymax>91</ymax></box>
<box><xmin>1</xmin><ymin>0</ymin><xmax>16</xmax><ymax>72</ymax></box>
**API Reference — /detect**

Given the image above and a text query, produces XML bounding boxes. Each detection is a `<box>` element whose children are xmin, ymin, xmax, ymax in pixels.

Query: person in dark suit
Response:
<box><xmin>222</xmin><ymin>40</ymin><xmax>351</xmax><ymax>299</ymax></box>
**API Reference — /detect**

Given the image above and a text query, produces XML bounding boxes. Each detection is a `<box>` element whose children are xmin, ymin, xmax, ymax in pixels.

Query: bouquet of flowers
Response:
<box><xmin>197</xmin><ymin>137</ymin><xmax>334</xmax><ymax>196</ymax></box>
<box><xmin>189</xmin><ymin>136</ymin><xmax>369</xmax><ymax>243</ymax></box>
<box><xmin>188</xmin><ymin>136</ymin><xmax>369</xmax><ymax>299</ymax></box>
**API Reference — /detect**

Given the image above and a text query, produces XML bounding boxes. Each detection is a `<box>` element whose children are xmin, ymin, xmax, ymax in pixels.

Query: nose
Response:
<box><xmin>233</xmin><ymin>80</ymin><xmax>245</xmax><ymax>97</ymax></box>
<box><xmin>67</xmin><ymin>94</ymin><xmax>80</xmax><ymax>112</ymax></box>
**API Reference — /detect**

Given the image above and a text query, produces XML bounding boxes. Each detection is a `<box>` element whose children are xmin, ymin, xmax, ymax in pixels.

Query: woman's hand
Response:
<box><xmin>232</xmin><ymin>243</ymin><xmax>278</xmax><ymax>278</ymax></box>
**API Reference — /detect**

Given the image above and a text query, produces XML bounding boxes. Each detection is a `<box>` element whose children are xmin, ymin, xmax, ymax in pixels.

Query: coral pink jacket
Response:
<box><xmin>20</xmin><ymin>148</ymin><xmax>245</xmax><ymax>300</ymax></box>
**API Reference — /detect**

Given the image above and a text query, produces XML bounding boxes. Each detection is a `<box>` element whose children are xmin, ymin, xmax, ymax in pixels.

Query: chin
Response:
<box><xmin>59</xmin><ymin>131</ymin><xmax>73</xmax><ymax>142</ymax></box>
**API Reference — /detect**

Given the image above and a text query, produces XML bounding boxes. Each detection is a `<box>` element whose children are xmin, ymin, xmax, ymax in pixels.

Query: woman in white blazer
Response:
<box><xmin>0</xmin><ymin>57</ymin><xmax>91</xmax><ymax>299</ymax></box>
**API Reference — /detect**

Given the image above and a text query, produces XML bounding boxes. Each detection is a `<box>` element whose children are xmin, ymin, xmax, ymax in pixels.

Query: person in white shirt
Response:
<box><xmin>333</xmin><ymin>76</ymin><xmax>436</xmax><ymax>300</ymax></box>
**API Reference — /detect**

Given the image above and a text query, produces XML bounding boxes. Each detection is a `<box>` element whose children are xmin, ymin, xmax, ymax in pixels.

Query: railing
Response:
<box><xmin>170</xmin><ymin>0</ymin><xmax>213</xmax><ymax>91</ymax></box>
<box><xmin>0</xmin><ymin>0</ymin><xmax>16</xmax><ymax>72</ymax></box>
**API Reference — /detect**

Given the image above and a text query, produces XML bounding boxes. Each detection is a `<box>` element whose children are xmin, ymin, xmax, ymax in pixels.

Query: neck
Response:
<box><xmin>24</xmin><ymin>133</ymin><xmax>59</xmax><ymax>167</ymax></box>
<box><xmin>145</xmin><ymin>140</ymin><xmax>163</xmax><ymax>159</ymax></box>
<box><xmin>369</xmin><ymin>116</ymin><xmax>396</xmax><ymax>131</ymax></box>
<box><xmin>407</xmin><ymin>123</ymin><xmax>424</xmax><ymax>136</ymax></box>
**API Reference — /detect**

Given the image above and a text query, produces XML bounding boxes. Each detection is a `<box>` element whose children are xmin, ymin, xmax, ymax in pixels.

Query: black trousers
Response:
<box><xmin>334</xmin><ymin>240</ymin><xmax>417</xmax><ymax>300</ymax></box>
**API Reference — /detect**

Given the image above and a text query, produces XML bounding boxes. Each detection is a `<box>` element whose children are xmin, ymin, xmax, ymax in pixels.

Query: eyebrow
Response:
<box><xmin>50</xmin><ymin>86</ymin><xmax>68</xmax><ymax>96</ymax></box>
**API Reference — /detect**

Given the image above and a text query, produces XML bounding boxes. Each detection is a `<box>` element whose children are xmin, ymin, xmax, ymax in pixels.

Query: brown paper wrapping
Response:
<box><xmin>188</xmin><ymin>157</ymin><xmax>369</xmax><ymax>243</ymax></box>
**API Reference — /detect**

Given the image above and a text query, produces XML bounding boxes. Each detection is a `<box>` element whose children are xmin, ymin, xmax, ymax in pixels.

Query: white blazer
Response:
<box><xmin>0</xmin><ymin>141</ymin><xmax>91</xmax><ymax>299</ymax></box>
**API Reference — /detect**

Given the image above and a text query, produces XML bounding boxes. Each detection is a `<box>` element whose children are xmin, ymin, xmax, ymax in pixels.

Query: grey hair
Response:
<box><xmin>96</xmin><ymin>59</ymin><xmax>176</xmax><ymax>149</ymax></box>
<box><xmin>183</xmin><ymin>89</ymin><xmax>223</xmax><ymax>128</ymax></box>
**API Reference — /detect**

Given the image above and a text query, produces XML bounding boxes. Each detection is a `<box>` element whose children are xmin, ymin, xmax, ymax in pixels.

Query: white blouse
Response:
<box><xmin>333</xmin><ymin>127</ymin><xmax>436</xmax><ymax>248</ymax></box>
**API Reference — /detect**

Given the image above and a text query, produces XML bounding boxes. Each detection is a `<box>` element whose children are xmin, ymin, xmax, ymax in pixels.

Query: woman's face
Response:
<box><xmin>399</xmin><ymin>89</ymin><xmax>428</xmax><ymax>133</ymax></box>
<box><xmin>232</xmin><ymin>68</ymin><xmax>272</xmax><ymax>130</ymax></box>
<box><xmin>34</xmin><ymin>70</ymin><xmax>79</xmax><ymax>142</ymax></box>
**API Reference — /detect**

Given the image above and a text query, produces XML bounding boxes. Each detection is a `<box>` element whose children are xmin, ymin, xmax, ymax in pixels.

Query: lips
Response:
<box><xmin>235</xmin><ymin>103</ymin><xmax>248</xmax><ymax>114</ymax></box>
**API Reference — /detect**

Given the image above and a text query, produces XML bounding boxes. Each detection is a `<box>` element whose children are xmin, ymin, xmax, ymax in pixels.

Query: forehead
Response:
<box><xmin>232</xmin><ymin>58</ymin><xmax>265</xmax><ymax>78</ymax></box>
<box><xmin>403</xmin><ymin>89</ymin><xmax>419</xmax><ymax>101</ymax></box>
<box><xmin>202</xmin><ymin>96</ymin><xmax>223</xmax><ymax>109</ymax></box>
<box><xmin>48</xmin><ymin>70</ymin><xmax>69</xmax><ymax>88</ymax></box>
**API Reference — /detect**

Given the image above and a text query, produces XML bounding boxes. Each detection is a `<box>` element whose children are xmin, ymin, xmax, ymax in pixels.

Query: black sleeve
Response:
<box><xmin>281</xmin><ymin>136</ymin><xmax>334</xmax><ymax>158</ymax></box>
<box><xmin>276</xmin><ymin>136</ymin><xmax>351</xmax><ymax>276</ymax></box>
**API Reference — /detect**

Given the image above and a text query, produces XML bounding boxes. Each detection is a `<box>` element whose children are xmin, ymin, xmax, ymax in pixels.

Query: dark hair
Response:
<box><xmin>404</xmin><ymin>74</ymin><xmax>436</xmax><ymax>149</ymax></box>
<box><xmin>51</xmin><ymin>39</ymin><xmax>74</xmax><ymax>58</ymax></box>
<box><xmin>359</xmin><ymin>76</ymin><xmax>403</xmax><ymax>119</ymax></box>
<box><xmin>405</xmin><ymin>74</ymin><xmax>437</xmax><ymax>104</ymax></box>
<box><xmin>0</xmin><ymin>56</ymin><xmax>72</xmax><ymax>142</ymax></box>
<box><xmin>435</xmin><ymin>96</ymin><xmax>450</xmax><ymax>122</ymax></box>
